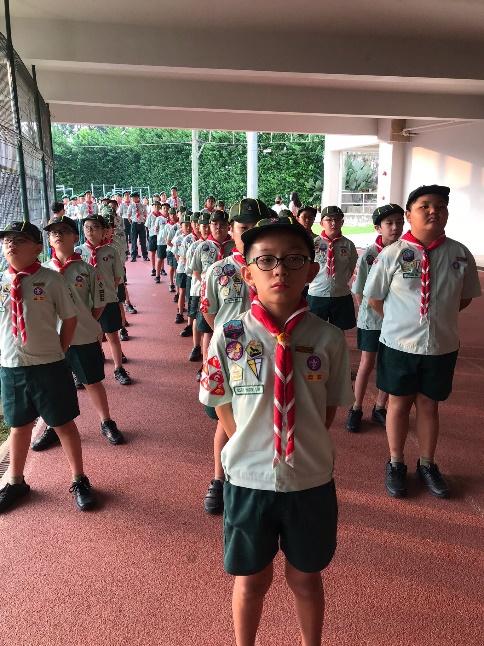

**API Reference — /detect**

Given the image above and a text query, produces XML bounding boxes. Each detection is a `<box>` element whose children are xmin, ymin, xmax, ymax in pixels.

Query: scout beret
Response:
<box><xmin>321</xmin><ymin>205</ymin><xmax>344</xmax><ymax>218</ymax></box>
<box><xmin>242</xmin><ymin>215</ymin><xmax>315</xmax><ymax>261</ymax></box>
<box><xmin>405</xmin><ymin>185</ymin><xmax>450</xmax><ymax>210</ymax></box>
<box><xmin>372</xmin><ymin>203</ymin><xmax>404</xmax><ymax>225</ymax></box>
<box><xmin>44</xmin><ymin>215</ymin><xmax>78</xmax><ymax>234</ymax></box>
<box><xmin>0</xmin><ymin>221</ymin><xmax>42</xmax><ymax>243</ymax></box>
<box><xmin>228</xmin><ymin>198</ymin><xmax>270</xmax><ymax>223</ymax></box>
<box><xmin>210</xmin><ymin>210</ymin><xmax>229</xmax><ymax>224</ymax></box>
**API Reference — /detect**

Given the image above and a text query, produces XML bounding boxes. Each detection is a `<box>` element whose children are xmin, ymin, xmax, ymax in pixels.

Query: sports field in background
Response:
<box><xmin>312</xmin><ymin>224</ymin><xmax>374</xmax><ymax>235</ymax></box>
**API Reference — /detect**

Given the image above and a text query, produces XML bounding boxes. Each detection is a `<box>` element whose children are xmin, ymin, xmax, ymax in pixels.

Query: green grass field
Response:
<box><xmin>312</xmin><ymin>224</ymin><xmax>374</xmax><ymax>235</ymax></box>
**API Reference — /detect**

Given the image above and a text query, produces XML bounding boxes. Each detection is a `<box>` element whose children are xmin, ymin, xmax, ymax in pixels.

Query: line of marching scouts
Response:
<box><xmin>0</xmin><ymin>184</ymin><xmax>481</xmax><ymax>645</ymax></box>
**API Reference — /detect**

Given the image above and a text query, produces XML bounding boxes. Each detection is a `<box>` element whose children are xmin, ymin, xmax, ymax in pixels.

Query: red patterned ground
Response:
<box><xmin>0</xmin><ymin>264</ymin><xmax>482</xmax><ymax>646</ymax></box>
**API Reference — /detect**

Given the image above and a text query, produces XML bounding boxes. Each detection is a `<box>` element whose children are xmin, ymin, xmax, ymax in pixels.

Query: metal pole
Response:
<box><xmin>31</xmin><ymin>66</ymin><xmax>51</xmax><ymax>223</ymax></box>
<box><xmin>246</xmin><ymin>131</ymin><xmax>258</xmax><ymax>198</ymax></box>
<box><xmin>45</xmin><ymin>102</ymin><xmax>56</xmax><ymax>193</ymax></box>
<box><xmin>191</xmin><ymin>129</ymin><xmax>200</xmax><ymax>212</ymax></box>
<box><xmin>4</xmin><ymin>0</ymin><xmax>29</xmax><ymax>221</ymax></box>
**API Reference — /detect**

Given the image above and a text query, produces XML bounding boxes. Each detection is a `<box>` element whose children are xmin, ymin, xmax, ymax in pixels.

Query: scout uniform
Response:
<box><xmin>307</xmin><ymin>206</ymin><xmax>358</xmax><ymax>330</ymax></box>
<box><xmin>119</xmin><ymin>197</ymin><xmax>131</xmax><ymax>243</ymax></box>
<box><xmin>146</xmin><ymin>210</ymin><xmax>165</xmax><ymax>255</ymax></box>
<box><xmin>127</xmin><ymin>195</ymin><xmax>148</xmax><ymax>261</ymax></box>
<box><xmin>154</xmin><ymin>213</ymin><xmax>169</xmax><ymax>267</ymax></box>
<box><xmin>174</xmin><ymin>215</ymin><xmax>193</xmax><ymax>292</ymax></box>
<box><xmin>185</xmin><ymin>216</ymin><xmax>206</xmax><ymax>323</ymax></box>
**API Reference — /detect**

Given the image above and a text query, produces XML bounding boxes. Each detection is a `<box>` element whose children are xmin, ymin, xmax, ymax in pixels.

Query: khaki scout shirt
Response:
<box><xmin>203</xmin><ymin>255</ymin><xmax>250</xmax><ymax>328</ymax></box>
<box><xmin>308</xmin><ymin>235</ymin><xmax>358</xmax><ymax>298</ymax></box>
<box><xmin>199</xmin><ymin>311</ymin><xmax>354</xmax><ymax>492</ymax></box>
<box><xmin>363</xmin><ymin>237</ymin><xmax>481</xmax><ymax>355</ymax></box>
<box><xmin>352</xmin><ymin>242</ymin><xmax>384</xmax><ymax>331</ymax></box>
<box><xmin>0</xmin><ymin>266</ymin><xmax>76</xmax><ymax>367</ymax></box>
<box><xmin>76</xmin><ymin>243</ymin><xmax>124</xmax><ymax>304</ymax></box>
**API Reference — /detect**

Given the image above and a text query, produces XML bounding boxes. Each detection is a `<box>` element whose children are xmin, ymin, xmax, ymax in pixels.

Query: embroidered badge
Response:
<box><xmin>210</xmin><ymin>370</ymin><xmax>224</xmax><ymax>384</ymax></box>
<box><xmin>202</xmin><ymin>243</ymin><xmax>210</xmax><ymax>252</ymax></box>
<box><xmin>212</xmin><ymin>266</ymin><xmax>223</xmax><ymax>277</ymax></box>
<box><xmin>208</xmin><ymin>356</ymin><xmax>221</xmax><ymax>369</ymax></box>
<box><xmin>226</xmin><ymin>340</ymin><xmax>243</xmax><ymax>361</ymax></box>
<box><xmin>402</xmin><ymin>259</ymin><xmax>421</xmax><ymax>278</ymax></box>
<box><xmin>210</xmin><ymin>384</ymin><xmax>225</xmax><ymax>396</ymax></box>
<box><xmin>218</xmin><ymin>275</ymin><xmax>229</xmax><ymax>287</ymax></box>
<box><xmin>230</xmin><ymin>364</ymin><xmax>243</xmax><ymax>381</ymax></box>
<box><xmin>402</xmin><ymin>249</ymin><xmax>415</xmax><ymax>262</ymax></box>
<box><xmin>232</xmin><ymin>274</ymin><xmax>242</xmax><ymax>285</ymax></box>
<box><xmin>223</xmin><ymin>263</ymin><xmax>236</xmax><ymax>277</ymax></box>
<box><xmin>247</xmin><ymin>357</ymin><xmax>263</xmax><ymax>380</ymax></box>
<box><xmin>232</xmin><ymin>282</ymin><xmax>242</xmax><ymax>295</ymax></box>
<box><xmin>340</xmin><ymin>247</ymin><xmax>348</xmax><ymax>255</ymax></box>
<box><xmin>33</xmin><ymin>286</ymin><xmax>45</xmax><ymax>301</ymax></box>
<box><xmin>234</xmin><ymin>385</ymin><xmax>264</xmax><ymax>395</ymax></box>
<box><xmin>223</xmin><ymin>319</ymin><xmax>244</xmax><ymax>340</ymax></box>
<box><xmin>307</xmin><ymin>355</ymin><xmax>321</xmax><ymax>371</ymax></box>
<box><xmin>295</xmin><ymin>345</ymin><xmax>314</xmax><ymax>354</ymax></box>
<box><xmin>306</xmin><ymin>374</ymin><xmax>323</xmax><ymax>381</ymax></box>
<box><xmin>221</xmin><ymin>286</ymin><xmax>230</xmax><ymax>298</ymax></box>
<box><xmin>245</xmin><ymin>339</ymin><xmax>263</xmax><ymax>358</ymax></box>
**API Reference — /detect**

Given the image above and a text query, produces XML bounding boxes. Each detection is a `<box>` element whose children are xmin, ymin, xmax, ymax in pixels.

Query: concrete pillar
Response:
<box><xmin>376</xmin><ymin>120</ymin><xmax>407</xmax><ymax>206</ymax></box>
<box><xmin>322</xmin><ymin>148</ymin><xmax>341</xmax><ymax>207</ymax></box>
<box><xmin>191</xmin><ymin>129</ymin><xmax>199</xmax><ymax>212</ymax></box>
<box><xmin>246</xmin><ymin>131</ymin><xmax>258</xmax><ymax>198</ymax></box>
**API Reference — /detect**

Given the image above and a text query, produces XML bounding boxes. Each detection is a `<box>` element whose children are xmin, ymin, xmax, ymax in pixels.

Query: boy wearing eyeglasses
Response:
<box><xmin>307</xmin><ymin>205</ymin><xmax>358</xmax><ymax>331</ymax></box>
<box><xmin>199</xmin><ymin>216</ymin><xmax>353</xmax><ymax>646</ymax></box>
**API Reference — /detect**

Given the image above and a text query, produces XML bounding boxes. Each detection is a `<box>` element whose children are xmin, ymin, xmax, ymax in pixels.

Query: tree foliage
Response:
<box><xmin>343</xmin><ymin>152</ymin><xmax>378</xmax><ymax>192</ymax></box>
<box><xmin>52</xmin><ymin>126</ymin><xmax>325</xmax><ymax>206</ymax></box>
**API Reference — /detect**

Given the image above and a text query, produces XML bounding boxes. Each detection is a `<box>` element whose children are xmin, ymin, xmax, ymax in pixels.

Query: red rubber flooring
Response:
<box><xmin>0</xmin><ymin>265</ymin><xmax>483</xmax><ymax>646</ymax></box>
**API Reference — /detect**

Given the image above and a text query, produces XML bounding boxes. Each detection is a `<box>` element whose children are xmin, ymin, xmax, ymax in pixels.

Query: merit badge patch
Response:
<box><xmin>245</xmin><ymin>339</ymin><xmax>263</xmax><ymax>358</ymax></box>
<box><xmin>234</xmin><ymin>384</ymin><xmax>264</xmax><ymax>395</ymax></box>
<box><xmin>295</xmin><ymin>345</ymin><xmax>314</xmax><ymax>354</ymax></box>
<box><xmin>221</xmin><ymin>286</ymin><xmax>230</xmax><ymax>298</ymax></box>
<box><xmin>306</xmin><ymin>374</ymin><xmax>323</xmax><ymax>381</ymax></box>
<box><xmin>212</xmin><ymin>266</ymin><xmax>223</xmax><ymax>277</ymax></box>
<box><xmin>247</xmin><ymin>357</ymin><xmax>263</xmax><ymax>380</ymax></box>
<box><xmin>207</xmin><ymin>355</ymin><xmax>221</xmax><ymax>369</ymax></box>
<box><xmin>210</xmin><ymin>384</ymin><xmax>225</xmax><ymax>396</ymax></box>
<box><xmin>218</xmin><ymin>275</ymin><xmax>229</xmax><ymax>287</ymax></box>
<box><xmin>33</xmin><ymin>286</ymin><xmax>45</xmax><ymax>301</ymax></box>
<box><xmin>230</xmin><ymin>364</ymin><xmax>243</xmax><ymax>381</ymax></box>
<box><xmin>202</xmin><ymin>243</ymin><xmax>210</xmax><ymax>252</ymax></box>
<box><xmin>232</xmin><ymin>274</ymin><xmax>242</xmax><ymax>285</ymax></box>
<box><xmin>402</xmin><ymin>248</ymin><xmax>415</xmax><ymax>262</ymax></box>
<box><xmin>223</xmin><ymin>319</ymin><xmax>244</xmax><ymax>340</ymax></box>
<box><xmin>307</xmin><ymin>355</ymin><xmax>321</xmax><ymax>371</ymax></box>
<box><xmin>223</xmin><ymin>263</ymin><xmax>236</xmax><ymax>277</ymax></box>
<box><xmin>226</xmin><ymin>340</ymin><xmax>244</xmax><ymax>361</ymax></box>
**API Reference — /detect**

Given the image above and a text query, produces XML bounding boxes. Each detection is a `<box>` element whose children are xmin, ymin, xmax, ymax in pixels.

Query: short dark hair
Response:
<box><xmin>51</xmin><ymin>202</ymin><xmax>64</xmax><ymax>214</ymax></box>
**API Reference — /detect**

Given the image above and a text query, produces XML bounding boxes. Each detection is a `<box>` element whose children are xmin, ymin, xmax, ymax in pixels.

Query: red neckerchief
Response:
<box><xmin>51</xmin><ymin>252</ymin><xmax>82</xmax><ymax>274</ymax></box>
<box><xmin>401</xmin><ymin>231</ymin><xmax>446</xmax><ymax>321</ymax></box>
<box><xmin>321</xmin><ymin>231</ymin><xmax>342</xmax><ymax>277</ymax></box>
<box><xmin>87</xmin><ymin>201</ymin><xmax>93</xmax><ymax>216</ymax></box>
<box><xmin>375</xmin><ymin>234</ymin><xmax>384</xmax><ymax>255</ymax></box>
<box><xmin>85</xmin><ymin>239</ymin><xmax>109</xmax><ymax>267</ymax></box>
<box><xmin>8</xmin><ymin>261</ymin><xmax>41</xmax><ymax>344</ymax></box>
<box><xmin>251</xmin><ymin>298</ymin><xmax>309</xmax><ymax>467</ymax></box>
<box><xmin>207</xmin><ymin>234</ymin><xmax>232</xmax><ymax>260</ymax></box>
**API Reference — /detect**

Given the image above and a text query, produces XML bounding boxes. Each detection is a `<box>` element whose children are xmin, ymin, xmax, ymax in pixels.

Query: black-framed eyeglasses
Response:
<box><xmin>247</xmin><ymin>254</ymin><xmax>310</xmax><ymax>271</ymax></box>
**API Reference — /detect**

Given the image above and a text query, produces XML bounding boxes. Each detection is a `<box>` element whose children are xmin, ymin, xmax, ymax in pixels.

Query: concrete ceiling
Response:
<box><xmin>2</xmin><ymin>0</ymin><xmax>484</xmax><ymax>133</ymax></box>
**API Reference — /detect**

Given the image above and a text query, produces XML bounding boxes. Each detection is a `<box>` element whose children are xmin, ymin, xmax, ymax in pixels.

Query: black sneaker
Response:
<box><xmin>196</xmin><ymin>367</ymin><xmax>202</xmax><ymax>382</ymax></box>
<box><xmin>385</xmin><ymin>461</ymin><xmax>407</xmax><ymax>498</ymax></box>
<box><xmin>130</xmin><ymin>258</ymin><xmax>136</xmax><ymax>262</ymax></box>
<box><xmin>161</xmin><ymin>269</ymin><xmax>167</xmax><ymax>276</ymax></box>
<box><xmin>169</xmin><ymin>284</ymin><xmax>176</xmax><ymax>293</ymax></box>
<box><xmin>346</xmin><ymin>407</ymin><xmax>363</xmax><ymax>433</ymax></box>
<box><xmin>31</xmin><ymin>427</ymin><xmax>60</xmax><ymax>451</ymax></box>
<box><xmin>173</xmin><ymin>293</ymin><xmax>179</xmax><ymax>303</ymax></box>
<box><xmin>175</xmin><ymin>313</ymin><xmax>185</xmax><ymax>324</ymax></box>
<box><xmin>417</xmin><ymin>460</ymin><xmax>450</xmax><ymax>498</ymax></box>
<box><xmin>154</xmin><ymin>276</ymin><xmax>161</xmax><ymax>283</ymax></box>
<box><xmin>125</xmin><ymin>304</ymin><xmax>137</xmax><ymax>314</ymax></box>
<box><xmin>143</xmin><ymin>257</ymin><xmax>149</xmax><ymax>262</ymax></box>
<box><xmin>101</xmin><ymin>419</ymin><xmax>125</xmax><ymax>445</ymax></box>
<box><xmin>124</xmin><ymin>320</ymin><xmax>130</xmax><ymax>327</ymax></box>
<box><xmin>204</xmin><ymin>479</ymin><xmax>224</xmax><ymax>514</ymax></box>
<box><xmin>189</xmin><ymin>345</ymin><xmax>202</xmax><ymax>362</ymax></box>
<box><xmin>0</xmin><ymin>479</ymin><xmax>31</xmax><ymax>513</ymax></box>
<box><xmin>119</xmin><ymin>327</ymin><xmax>129</xmax><ymax>341</ymax></box>
<box><xmin>151</xmin><ymin>269</ymin><xmax>156</xmax><ymax>276</ymax></box>
<box><xmin>180</xmin><ymin>324</ymin><xmax>192</xmax><ymax>337</ymax></box>
<box><xmin>69</xmin><ymin>475</ymin><xmax>96</xmax><ymax>511</ymax></box>
<box><xmin>121</xmin><ymin>352</ymin><xmax>128</xmax><ymax>364</ymax></box>
<box><xmin>114</xmin><ymin>367</ymin><xmax>132</xmax><ymax>385</ymax></box>
<box><xmin>73</xmin><ymin>373</ymin><xmax>85</xmax><ymax>390</ymax></box>
<box><xmin>371</xmin><ymin>406</ymin><xmax>387</xmax><ymax>427</ymax></box>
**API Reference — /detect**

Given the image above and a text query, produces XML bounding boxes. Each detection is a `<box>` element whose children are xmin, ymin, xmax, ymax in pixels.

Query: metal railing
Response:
<box><xmin>340</xmin><ymin>191</ymin><xmax>377</xmax><ymax>225</ymax></box>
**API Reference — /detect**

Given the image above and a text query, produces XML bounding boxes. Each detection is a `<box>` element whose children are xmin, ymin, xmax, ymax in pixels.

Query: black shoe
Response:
<box><xmin>143</xmin><ymin>257</ymin><xmax>149</xmax><ymax>262</ymax></box>
<box><xmin>169</xmin><ymin>284</ymin><xmax>176</xmax><ymax>293</ymax></box>
<box><xmin>130</xmin><ymin>258</ymin><xmax>136</xmax><ymax>262</ymax></box>
<box><xmin>114</xmin><ymin>367</ymin><xmax>132</xmax><ymax>385</ymax></box>
<box><xmin>196</xmin><ymin>367</ymin><xmax>202</xmax><ymax>382</ymax></box>
<box><xmin>0</xmin><ymin>479</ymin><xmax>31</xmax><ymax>513</ymax></box>
<box><xmin>121</xmin><ymin>352</ymin><xmax>128</xmax><ymax>364</ymax></box>
<box><xmin>417</xmin><ymin>460</ymin><xmax>450</xmax><ymax>498</ymax></box>
<box><xmin>151</xmin><ymin>269</ymin><xmax>156</xmax><ymax>276</ymax></box>
<box><xmin>69</xmin><ymin>475</ymin><xmax>96</xmax><ymax>511</ymax></box>
<box><xmin>73</xmin><ymin>373</ymin><xmax>85</xmax><ymax>390</ymax></box>
<box><xmin>101</xmin><ymin>419</ymin><xmax>125</xmax><ymax>445</ymax></box>
<box><xmin>175</xmin><ymin>313</ymin><xmax>185</xmax><ymax>324</ymax></box>
<box><xmin>173</xmin><ymin>293</ymin><xmax>179</xmax><ymax>303</ymax></box>
<box><xmin>161</xmin><ymin>269</ymin><xmax>167</xmax><ymax>276</ymax></box>
<box><xmin>371</xmin><ymin>406</ymin><xmax>387</xmax><ymax>427</ymax></box>
<box><xmin>154</xmin><ymin>276</ymin><xmax>161</xmax><ymax>283</ymax></box>
<box><xmin>119</xmin><ymin>327</ymin><xmax>129</xmax><ymax>341</ymax></box>
<box><xmin>31</xmin><ymin>427</ymin><xmax>60</xmax><ymax>451</ymax></box>
<box><xmin>346</xmin><ymin>407</ymin><xmax>363</xmax><ymax>433</ymax></box>
<box><xmin>204</xmin><ymin>479</ymin><xmax>224</xmax><ymax>514</ymax></box>
<box><xmin>180</xmin><ymin>324</ymin><xmax>192</xmax><ymax>337</ymax></box>
<box><xmin>125</xmin><ymin>304</ymin><xmax>137</xmax><ymax>314</ymax></box>
<box><xmin>124</xmin><ymin>320</ymin><xmax>130</xmax><ymax>328</ymax></box>
<box><xmin>189</xmin><ymin>346</ymin><xmax>202</xmax><ymax>362</ymax></box>
<box><xmin>385</xmin><ymin>461</ymin><xmax>407</xmax><ymax>498</ymax></box>
<box><xmin>350</xmin><ymin>370</ymin><xmax>357</xmax><ymax>381</ymax></box>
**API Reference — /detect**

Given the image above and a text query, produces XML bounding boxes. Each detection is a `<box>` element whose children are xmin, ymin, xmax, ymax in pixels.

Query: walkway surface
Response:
<box><xmin>0</xmin><ymin>264</ymin><xmax>483</xmax><ymax>646</ymax></box>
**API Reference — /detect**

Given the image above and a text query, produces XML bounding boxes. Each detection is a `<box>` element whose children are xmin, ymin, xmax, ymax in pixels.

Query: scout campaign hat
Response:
<box><xmin>372</xmin><ymin>204</ymin><xmax>404</xmax><ymax>225</ymax></box>
<box><xmin>0</xmin><ymin>221</ymin><xmax>42</xmax><ymax>244</ymax></box>
<box><xmin>228</xmin><ymin>198</ymin><xmax>271</xmax><ymax>223</ymax></box>
<box><xmin>241</xmin><ymin>215</ymin><xmax>315</xmax><ymax>260</ymax></box>
<box><xmin>44</xmin><ymin>215</ymin><xmax>78</xmax><ymax>234</ymax></box>
<box><xmin>405</xmin><ymin>185</ymin><xmax>450</xmax><ymax>210</ymax></box>
<box><xmin>321</xmin><ymin>205</ymin><xmax>344</xmax><ymax>218</ymax></box>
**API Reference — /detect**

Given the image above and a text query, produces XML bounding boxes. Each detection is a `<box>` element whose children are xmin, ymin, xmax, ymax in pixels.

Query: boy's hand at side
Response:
<box><xmin>59</xmin><ymin>316</ymin><xmax>77</xmax><ymax>352</ymax></box>
<box><xmin>215</xmin><ymin>403</ymin><xmax>237</xmax><ymax>438</ymax></box>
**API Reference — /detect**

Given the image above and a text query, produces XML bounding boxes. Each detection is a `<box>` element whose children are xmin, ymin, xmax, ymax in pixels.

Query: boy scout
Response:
<box><xmin>0</xmin><ymin>222</ymin><xmax>96</xmax><ymax>513</ymax></box>
<box><xmin>173</xmin><ymin>213</ymin><xmax>192</xmax><ymax>324</ymax></box>
<box><xmin>154</xmin><ymin>202</ymin><xmax>170</xmax><ymax>282</ymax></box>
<box><xmin>145</xmin><ymin>201</ymin><xmax>165</xmax><ymax>276</ymax></box>
<box><xmin>179</xmin><ymin>211</ymin><xmax>200</xmax><ymax>337</ymax></box>
<box><xmin>307</xmin><ymin>205</ymin><xmax>358</xmax><ymax>330</ymax></box>
<box><xmin>347</xmin><ymin>204</ymin><xmax>404</xmax><ymax>433</ymax></box>
<box><xmin>364</xmin><ymin>185</ymin><xmax>481</xmax><ymax>498</ymax></box>
<box><xmin>296</xmin><ymin>205</ymin><xmax>318</xmax><ymax>237</ymax></box>
<box><xmin>199</xmin><ymin>216</ymin><xmax>353</xmax><ymax>645</ymax></box>
<box><xmin>127</xmin><ymin>192</ymin><xmax>148</xmax><ymax>262</ymax></box>
<box><xmin>164</xmin><ymin>207</ymin><xmax>179</xmax><ymax>292</ymax></box>
<box><xmin>185</xmin><ymin>211</ymin><xmax>210</xmax><ymax>363</ymax></box>
<box><xmin>200</xmin><ymin>198</ymin><xmax>269</xmax><ymax>515</ymax></box>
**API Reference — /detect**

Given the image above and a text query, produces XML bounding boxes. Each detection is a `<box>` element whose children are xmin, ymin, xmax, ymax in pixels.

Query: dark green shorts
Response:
<box><xmin>307</xmin><ymin>294</ymin><xmax>356</xmax><ymax>331</ymax></box>
<box><xmin>148</xmin><ymin>235</ymin><xmax>157</xmax><ymax>252</ymax></box>
<box><xmin>377</xmin><ymin>343</ymin><xmax>458</xmax><ymax>401</ymax></box>
<box><xmin>65</xmin><ymin>342</ymin><xmax>105</xmax><ymax>385</ymax></box>
<box><xmin>188</xmin><ymin>294</ymin><xmax>199</xmax><ymax>319</ymax></box>
<box><xmin>156</xmin><ymin>244</ymin><xmax>167</xmax><ymax>260</ymax></box>
<box><xmin>166</xmin><ymin>251</ymin><xmax>178</xmax><ymax>269</ymax></box>
<box><xmin>224</xmin><ymin>480</ymin><xmax>338</xmax><ymax>575</ymax></box>
<box><xmin>176</xmin><ymin>272</ymin><xmax>187</xmax><ymax>289</ymax></box>
<box><xmin>0</xmin><ymin>360</ymin><xmax>80</xmax><ymax>428</ymax></box>
<box><xmin>357</xmin><ymin>328</ymin><xmax>381</xmax><ymax>353</ymax></box>
<box><xmin>99</xmin><ymin>301</ymin><xmax>122</xmax><ymax>333</ymax></box>
<box><xmin>204</xmin><ymin>405</ymin><xmax>218</xmax><ymax>420</ymax></box>
<box><xmin>117</xmin><ymin>283</ymin><xmax>126</xmax><ymax>303</ymax></box>
<box><xmin>196</xmin><ymin>310</ymin><xmax>213</xmax><ymax>334</ymax></box>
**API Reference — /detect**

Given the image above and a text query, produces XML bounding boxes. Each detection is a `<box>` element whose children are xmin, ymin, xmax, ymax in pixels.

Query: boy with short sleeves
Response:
<box><xmin>199</xmin><ymin>216</ymin><xmax>353</xmax><ymax>645</ymax></box>
<box><xmin>364</xmin><ymin>185</ymin><xmax>481</xmax><ymax>499</ymax></box>
<box><xmin>346</xmin><ymin>204</ymin><xmax>404</xmax><ymax>433</ymax></box>
<box><xmin>164</xmin><ymin>208</ymin><xmax>180</xmax><ymax>292</ymax></box>
<box><xmin>0</xmin><ymin>222</ymin><xmax>96</xmax><ymax>513</ymax></box>
<box><xmin>145</xmin><ymin>201</ymin><xmax>165</xmax><ymax>277</ymax></box>
<box><xmin>127</xmin><ymin>192</ymin><xmax>148</xmax><ymax>262</ymax></box>
<box><xmin>178</xmin><ymin>211</ymin><xmax>200</xmax><ymax>337</ymax></box>
<box><xmin>185</xmin><ymin>211</ymin><xmax>209</xmax><ymax>363</ymax></box>
<box><xmin>173</xmin><ymin>213</ymin><xmax>192</xmax><ymax>324</ymax></box>
<box><xmin>308</xmin><ymin>205</ymin><xmax>358</xmax><ymax>331</ymax></box>
<box><xmin>154</xmin><ymin>202</ymin><xmax>170</xmax><ymax>282</ymax></box>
